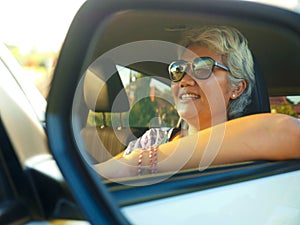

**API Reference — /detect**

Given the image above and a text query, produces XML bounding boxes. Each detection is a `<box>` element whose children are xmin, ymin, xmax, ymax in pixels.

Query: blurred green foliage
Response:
<box><xmin>87</xmin><ymin>74</ymin><xmax>179</xmax><ymax>128</ymax></box>
<box><xmin>271</xmin><ymin>103</ymin><xmax>298</xmax><ymax>117</ymax></box>
<box><xmin>6</xmin><ymin>44</ymin><xmax>57</xmax><ymax>69</ymax></box>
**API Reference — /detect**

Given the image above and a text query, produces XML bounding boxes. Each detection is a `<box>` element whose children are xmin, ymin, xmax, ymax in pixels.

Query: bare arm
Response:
<box><xmin>95</xmin><ymin>113</ymin><xmax>300</xmax><ymax>179</ymax></box>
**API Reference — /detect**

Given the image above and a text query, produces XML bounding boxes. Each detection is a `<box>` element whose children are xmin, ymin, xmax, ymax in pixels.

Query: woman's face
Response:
<box><xmin>171</xmin><ymin>45</ymin><xmax>235</xmax><ymax>130</ymax></box>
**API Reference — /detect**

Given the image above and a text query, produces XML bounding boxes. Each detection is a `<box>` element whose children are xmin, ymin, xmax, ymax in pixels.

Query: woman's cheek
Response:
<box><xmin>171</xmin><ymin>84</ymin><xmax>179</xmax><ymax>100</ymax></box>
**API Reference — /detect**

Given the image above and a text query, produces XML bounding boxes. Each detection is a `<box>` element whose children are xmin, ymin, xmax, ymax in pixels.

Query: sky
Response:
<box><xmin>0</xmin><ymin>0</ymin><xmax>86</xmax><ymax>53</ymax></box>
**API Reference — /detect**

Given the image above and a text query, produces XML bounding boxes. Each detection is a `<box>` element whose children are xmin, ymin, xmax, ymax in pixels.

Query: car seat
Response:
<box><xmin>81</xmin><ymin>58</ymin><xmax>146</xmax><ymax>163</ymax></box>
<box><xmin>241</xmin><ymin>59</ymin><xmax>270</xmax><ymax>116</ymax></box>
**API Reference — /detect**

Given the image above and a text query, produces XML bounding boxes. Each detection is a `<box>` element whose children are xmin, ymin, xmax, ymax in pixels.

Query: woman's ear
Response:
<box><xmin>231</xmin><ymin>80</ymin><xmax>247</xmax><ymax>99</ymax></box>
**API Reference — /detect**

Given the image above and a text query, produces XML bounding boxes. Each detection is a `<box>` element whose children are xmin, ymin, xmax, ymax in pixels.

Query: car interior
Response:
<box><xmin>81</xmin><ymin>58</ymin><xmax>147</xmax><ymax>163</ymax></box>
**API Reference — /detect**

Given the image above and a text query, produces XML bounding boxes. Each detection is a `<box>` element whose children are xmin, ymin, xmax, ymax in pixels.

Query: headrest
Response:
<box><xmin>242</xmin><ymin>60</ymin><xmax>270</xmax><ymax>116</ymax></box>
<box><xmin>83</xmin><ymin>58</ymin><xmax>130</xmax><ymax>112</ymax></box>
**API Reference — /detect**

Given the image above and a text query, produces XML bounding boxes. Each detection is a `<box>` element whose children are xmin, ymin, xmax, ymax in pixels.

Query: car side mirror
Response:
<box><xmin>46</xmin><ymin>1</ymin><xmax>300</xmax><ymax>224</ymax></box>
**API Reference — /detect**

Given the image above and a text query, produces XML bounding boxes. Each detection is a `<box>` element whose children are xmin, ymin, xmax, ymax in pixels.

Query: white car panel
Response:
<box><xmin>0</xmin><ymin>43</ymin><xmax>47</xmax><ymax>122</ymax></box>
<box><xmin>0</xmin><ymin>44</ymin><xmax>49</xmax><ymax>163</ymax></box>
<box><xmin>122</xmin><ymin>170</ymin><xmax>300</xmax><ymax>225</ymax></box>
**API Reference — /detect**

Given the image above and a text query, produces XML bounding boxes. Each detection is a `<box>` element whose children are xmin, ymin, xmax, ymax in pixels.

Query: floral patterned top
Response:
<box><xmin>123</xmin><ymin>127</ymin><xmax>177</xmax><ymax>156</ymax></box>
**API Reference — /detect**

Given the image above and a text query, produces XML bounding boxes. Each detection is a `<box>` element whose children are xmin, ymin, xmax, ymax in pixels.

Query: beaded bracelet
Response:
<box><xmin>137</xmin><ymin>145</ymin><xmax>158</xmax><ymax>176</ymax></box>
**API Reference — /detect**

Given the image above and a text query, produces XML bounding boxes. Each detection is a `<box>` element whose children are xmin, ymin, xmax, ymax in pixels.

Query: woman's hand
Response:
<box><xmin>94</xmin><ymin>150</ymin><xmax>141</xmax><ymax>179</ymax></box>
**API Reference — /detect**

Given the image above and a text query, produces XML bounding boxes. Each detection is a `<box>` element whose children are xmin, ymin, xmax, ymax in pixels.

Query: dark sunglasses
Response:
<box><xmin>168</xmin><ymin>57</ymin><xmax>230</xmax><ymax>82</ymax></box>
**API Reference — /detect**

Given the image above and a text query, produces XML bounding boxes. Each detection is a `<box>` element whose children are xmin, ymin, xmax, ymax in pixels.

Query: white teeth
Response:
<box><xmin>181</xmin><ymin>93</ymin><xmax>200</xmax><ymax>100</ymax></box>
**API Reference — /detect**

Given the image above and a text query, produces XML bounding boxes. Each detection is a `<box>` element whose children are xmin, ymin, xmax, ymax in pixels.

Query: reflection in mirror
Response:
<box><xmin>83</xmin><ymin>61</ymin><xmax>178</xmax><ymax>164</ymax></box>
<box><xmin>71</xmin><ymin>9</ymin><xmax>300</xmax><ymax>186</ymax></box>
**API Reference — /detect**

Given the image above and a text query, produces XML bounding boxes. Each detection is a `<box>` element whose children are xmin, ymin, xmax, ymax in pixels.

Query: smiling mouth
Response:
<box><xmin>180</xmin><ymin>93</ymin><xmax>201</xmax><ymax>101</ymax></box>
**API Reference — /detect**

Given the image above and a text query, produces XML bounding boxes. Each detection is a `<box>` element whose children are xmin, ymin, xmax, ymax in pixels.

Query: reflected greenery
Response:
<box><xmin>86</xmin><ymin>73</ymin><xmax>179</xmax><ymax>128</ymax></box>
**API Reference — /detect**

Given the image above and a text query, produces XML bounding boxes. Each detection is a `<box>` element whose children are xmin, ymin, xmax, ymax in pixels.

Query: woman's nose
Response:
<box><xmin>179</xmin><ymin>72</ymin><xmax>196</xmax><ymax>87</ymax></box>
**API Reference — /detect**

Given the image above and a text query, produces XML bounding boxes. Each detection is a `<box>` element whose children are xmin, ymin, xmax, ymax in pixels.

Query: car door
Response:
<box><xmin>46</xmin><ymin>0</ymin><xmax>300</xmax><ymax>224</ymax></box>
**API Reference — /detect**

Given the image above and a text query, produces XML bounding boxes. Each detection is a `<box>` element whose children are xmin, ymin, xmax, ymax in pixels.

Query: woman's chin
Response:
<box><xmin>177</xmin><ymin>109</ymin><xmax>199</xmax><ymax>122</ymax></box>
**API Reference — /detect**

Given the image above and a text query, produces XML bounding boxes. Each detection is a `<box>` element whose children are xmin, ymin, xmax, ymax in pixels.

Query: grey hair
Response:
<box><xmin>178</xmin><ymin>25</ymin><xmax>255</xmax><ymax>120</ymax></box>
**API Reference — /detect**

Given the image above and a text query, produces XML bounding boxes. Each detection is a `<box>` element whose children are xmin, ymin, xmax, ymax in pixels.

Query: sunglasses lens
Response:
<box><xmin>169</xmin><ymin>61</ymin><xmax>187</xmax><ymax>82</ymax></box>
<box><xmin>169</xmin><ymin>58</ymin><xmax>215</xmax><ymax>81</ymax></box>
<box><xmin>193</xmin><ymin>57</ymin><xmax>214</xmax><ymax>79</ymax></box>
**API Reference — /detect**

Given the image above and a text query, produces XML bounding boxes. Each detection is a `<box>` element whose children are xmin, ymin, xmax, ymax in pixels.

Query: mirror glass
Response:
<box><xmin>70</xmin><ymin>9</ymin><xmax>300</xmax><ymax>185</ymax></box>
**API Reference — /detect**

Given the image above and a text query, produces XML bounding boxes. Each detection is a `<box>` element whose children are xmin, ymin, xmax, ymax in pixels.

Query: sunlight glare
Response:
<box><xmin>0</xmin><ymin>0</ymin><xmax>86</xmax><ymax>52</ymax></box>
